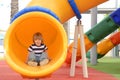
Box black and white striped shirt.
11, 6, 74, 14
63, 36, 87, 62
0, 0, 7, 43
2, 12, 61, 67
28, 44, 48, 55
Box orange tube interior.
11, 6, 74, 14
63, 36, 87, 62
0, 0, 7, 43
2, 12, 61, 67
4, 12, 67, 78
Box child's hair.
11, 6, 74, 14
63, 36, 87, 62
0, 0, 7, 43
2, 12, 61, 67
33, 32, 44, 44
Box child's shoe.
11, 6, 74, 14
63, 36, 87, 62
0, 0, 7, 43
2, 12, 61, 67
40, 59, 49, 66
27, 61, 38, 67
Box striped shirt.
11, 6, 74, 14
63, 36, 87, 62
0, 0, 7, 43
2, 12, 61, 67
28, 44, 48, 55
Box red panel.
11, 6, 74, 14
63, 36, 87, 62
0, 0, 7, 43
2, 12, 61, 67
109, 32, 120, 46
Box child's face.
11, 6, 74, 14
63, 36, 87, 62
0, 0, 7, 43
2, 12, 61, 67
34, 39, 42, 46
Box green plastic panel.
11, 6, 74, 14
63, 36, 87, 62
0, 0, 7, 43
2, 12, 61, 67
85, 16, 119, 43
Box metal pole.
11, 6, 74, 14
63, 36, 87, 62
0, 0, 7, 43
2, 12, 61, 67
115, 0, 118, 8
63, 21, 70, 44
90, 7, 97, 65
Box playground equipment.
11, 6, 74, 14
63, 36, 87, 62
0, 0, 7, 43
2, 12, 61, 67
4, 0, 108, 78
70, 20, 89, 78
86, 31, 120, 59
66, 8, 120, 64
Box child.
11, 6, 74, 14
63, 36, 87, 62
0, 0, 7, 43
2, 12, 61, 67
27, 32, 49, 66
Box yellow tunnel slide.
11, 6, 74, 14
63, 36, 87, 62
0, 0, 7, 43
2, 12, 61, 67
4, 0, 107, 78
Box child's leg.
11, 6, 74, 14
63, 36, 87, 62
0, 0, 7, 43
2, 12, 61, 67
35, 56, 41, 65
39, 52, 49, 66
27, 52, 38, 66
27, 52, 36, 61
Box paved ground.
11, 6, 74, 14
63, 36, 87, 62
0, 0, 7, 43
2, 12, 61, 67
0, 61, 118, 80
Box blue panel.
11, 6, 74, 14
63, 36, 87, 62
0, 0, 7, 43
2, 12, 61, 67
110, 8, 120, 26
68, 0, 81, 19
11, 6, 60, 23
